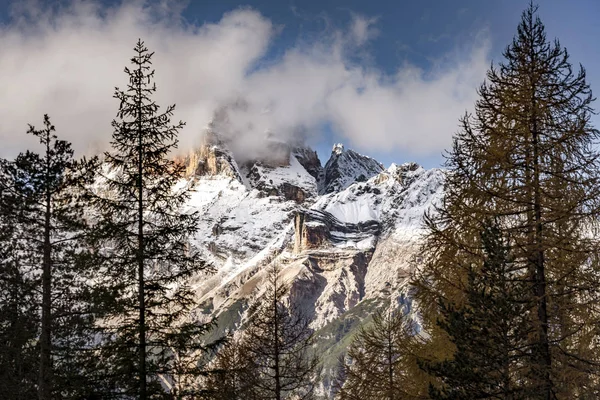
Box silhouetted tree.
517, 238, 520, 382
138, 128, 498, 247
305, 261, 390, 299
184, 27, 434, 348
89, 40, 213, 398
0, 164, 38, 399
202, 336, 260, 400
0, 115, 98, 399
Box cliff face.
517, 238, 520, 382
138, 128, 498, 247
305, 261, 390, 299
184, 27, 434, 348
183, 130, 242, 180
294, 147, 323, 180
180, 138, 445, 397
293, 209, 380, 253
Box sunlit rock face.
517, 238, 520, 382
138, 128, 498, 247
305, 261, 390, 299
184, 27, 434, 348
182, 130, 242, 180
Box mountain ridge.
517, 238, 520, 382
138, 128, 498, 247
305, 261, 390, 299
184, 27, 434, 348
181, 131, 445, 396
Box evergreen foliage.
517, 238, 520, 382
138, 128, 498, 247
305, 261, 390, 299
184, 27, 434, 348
88, 40, 214, 398
0, 164, 38, 399
201, 336, 259, 400
242, 265, 319, 400
335, 308, 426, 400
205, 264, 319, 400
0, 115, 97, 399
421, 222, 531, 399
414, 4, 600, 398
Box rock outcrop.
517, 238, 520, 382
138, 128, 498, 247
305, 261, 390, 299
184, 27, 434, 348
241, 151, 317, 203
184, 130, 242, 180
293, 147, 323, 180
293, 209, 380, 253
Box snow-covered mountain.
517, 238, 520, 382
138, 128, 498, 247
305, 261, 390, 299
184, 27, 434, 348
181, 131, 445, 396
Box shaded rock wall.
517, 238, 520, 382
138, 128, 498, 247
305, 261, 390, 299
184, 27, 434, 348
293, 147, 323, 180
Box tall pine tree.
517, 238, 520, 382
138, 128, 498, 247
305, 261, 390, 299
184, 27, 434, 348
90, 39, 213, 398
414, 4, 600, 398
0, 115, 97, 399
0, 161, 38, 399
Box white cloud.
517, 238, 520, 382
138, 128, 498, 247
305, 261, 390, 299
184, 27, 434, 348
349, 13, 379, 46
0, 0, 490, 160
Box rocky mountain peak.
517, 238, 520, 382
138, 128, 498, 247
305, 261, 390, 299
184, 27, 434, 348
182, 130, 243, 181
332, 143, 345, 155
319, 143, 385, 195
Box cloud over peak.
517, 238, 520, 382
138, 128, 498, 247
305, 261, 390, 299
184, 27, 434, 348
0, 0, 490, 160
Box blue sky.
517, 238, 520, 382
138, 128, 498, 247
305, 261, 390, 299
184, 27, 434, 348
0, 0, 598, 168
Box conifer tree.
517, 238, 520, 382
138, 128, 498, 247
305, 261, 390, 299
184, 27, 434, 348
0, 165, 38, 399
414, 4, 600, 398
202, 336, 259, 400
335, 308, 426, 400
90, 39, 213, 398
421, 222, 530, 399
230, 264, 320, 400
330, 355, 349, 399
0, 115, 97, 399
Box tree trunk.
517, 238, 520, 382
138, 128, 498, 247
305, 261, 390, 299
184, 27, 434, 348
137, 69, 147, 399
527, 22, 553, 394
39, 136, 52, 400
138, 172, 146, 400
388, 328, 394, 400
531, 119, 552, 399
274, 287, 281, 400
